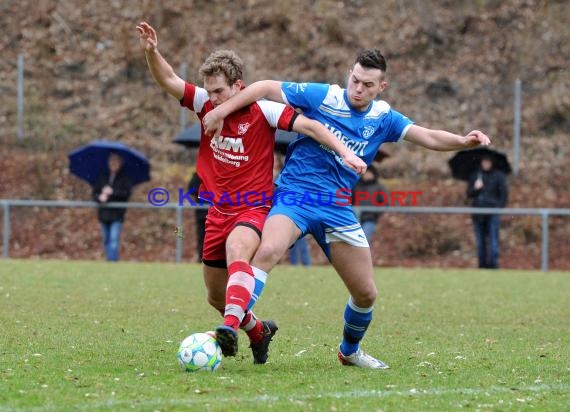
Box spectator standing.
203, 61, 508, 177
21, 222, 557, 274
467, 156, 508, 269
92, 153, 133, 262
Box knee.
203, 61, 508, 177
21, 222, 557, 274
254, 242, 281, 268
353, 287, 377, 308
225, 241, 244, 262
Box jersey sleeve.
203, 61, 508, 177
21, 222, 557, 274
280, 82, 329, 115
257, 100, 298, 131
179, 82, 209, 114
386, 109, 414, 143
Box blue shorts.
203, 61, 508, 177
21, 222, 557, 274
270, 188, 369, 260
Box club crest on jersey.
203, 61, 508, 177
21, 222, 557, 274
237, 122, 250, 135
361, 125, 375, 139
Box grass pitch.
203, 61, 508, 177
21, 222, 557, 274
1, 260, 569, 411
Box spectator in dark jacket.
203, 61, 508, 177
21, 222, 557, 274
467, 156, 508, 269
92, 153, 133, 261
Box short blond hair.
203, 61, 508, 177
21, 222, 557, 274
198, 50, 244, 86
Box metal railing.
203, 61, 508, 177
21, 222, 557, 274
0, 199, 204, 265
1, 199, 569, 271
353, 205, 570, 272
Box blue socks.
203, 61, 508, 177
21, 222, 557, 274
340, 297, 373, 356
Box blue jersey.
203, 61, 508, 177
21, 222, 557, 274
277, 82, 413, 198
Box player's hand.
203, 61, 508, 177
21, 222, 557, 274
342, 152, 367, 176
202, 109, 224, 138
464, 130, 491, 148
136, 21, 158, 52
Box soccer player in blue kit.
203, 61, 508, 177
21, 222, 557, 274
203, 49, 491, 368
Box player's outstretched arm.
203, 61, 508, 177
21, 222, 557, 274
203, 80, 284, 136
136, 21, 185, 100
292, 115, 367, 176
403, 125, 491, 151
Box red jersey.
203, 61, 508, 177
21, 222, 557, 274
181, 82, 297, 213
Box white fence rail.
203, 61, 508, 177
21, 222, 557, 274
2, 199, 569, 271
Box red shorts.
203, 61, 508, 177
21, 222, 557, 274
202, 206, 269, 267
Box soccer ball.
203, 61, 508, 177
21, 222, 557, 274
177, 332, 222, 372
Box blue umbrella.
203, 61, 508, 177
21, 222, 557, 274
68, 140, 150, 186
173, 123, 298, 155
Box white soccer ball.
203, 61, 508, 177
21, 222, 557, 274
177, 332, 222, 372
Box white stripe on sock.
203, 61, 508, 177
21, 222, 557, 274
252, 266, 268, 283
347, 296, 373, 313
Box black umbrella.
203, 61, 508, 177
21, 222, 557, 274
173, 123, 298, 155
448, 147, 512, 181
172, 123, 202, 148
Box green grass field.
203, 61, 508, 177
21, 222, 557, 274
1, 261, 569, 411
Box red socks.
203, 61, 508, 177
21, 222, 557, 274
223, 261, 255, 331
240, 311, 264, 344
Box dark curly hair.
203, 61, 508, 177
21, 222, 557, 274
354, 49, 387, 73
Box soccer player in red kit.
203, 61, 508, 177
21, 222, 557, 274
137, 22, 365, 363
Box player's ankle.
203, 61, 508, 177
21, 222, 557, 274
246, 320, 264, 344
223, 315, 241, 331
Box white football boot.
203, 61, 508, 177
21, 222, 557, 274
338, 346, 390, 369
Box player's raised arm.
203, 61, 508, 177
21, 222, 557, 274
136, 21, 185, 100
203, 80, 283, 136
292, 114, 367, 176
403, 125, 491, 151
